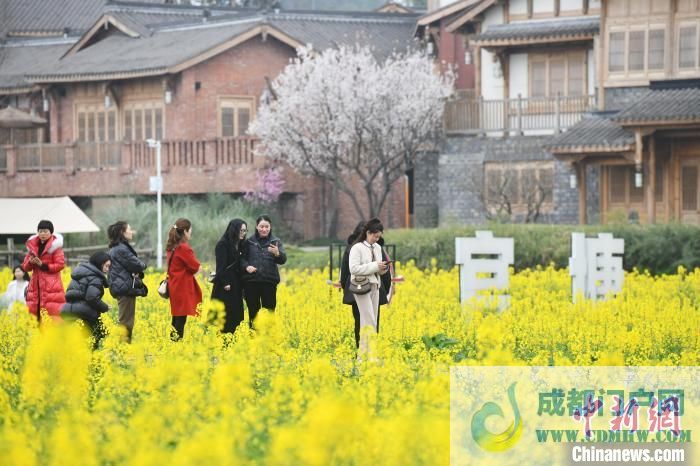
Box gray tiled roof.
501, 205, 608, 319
1, 0, 107, 37
545, 113, 635, 152
280, 0, 389, 11
25, 11, 417, 81
269, 14, 417, 57
473, 16, 599, 43
27, 20, 261, 81
0, 40, 75, 91
612, 88, 700, 123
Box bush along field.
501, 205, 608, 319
0, 263, 698, 465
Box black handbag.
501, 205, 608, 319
112, 254, 148, 297
131, 275, 148, 297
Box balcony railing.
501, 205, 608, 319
444, 93, 597, 136
16, 143, 66, 171
0, 137, 258, 173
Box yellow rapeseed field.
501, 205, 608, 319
0, 263, 698, 465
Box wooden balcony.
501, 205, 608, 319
444, 93, 597, 136
0, 136, 258, 174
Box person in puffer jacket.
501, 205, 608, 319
61, 252, 111, 347
22, 220, 66, 321
240, 214, 286, 326
107, 221, 146, 342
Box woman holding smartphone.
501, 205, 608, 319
240, 215, 286, 326
348, 218, 389, 354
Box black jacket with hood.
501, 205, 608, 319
61, 262, 109, 322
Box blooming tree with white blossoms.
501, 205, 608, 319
250, 44, 454, 235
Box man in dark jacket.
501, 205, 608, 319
61, 252, 112, 347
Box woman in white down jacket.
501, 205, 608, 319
348, 218, 389, 354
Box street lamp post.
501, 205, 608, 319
147, 139, 163, 269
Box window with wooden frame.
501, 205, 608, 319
628, 30, 646, 71
678, 24, 698, 69
608, 165, 665, 205
218, 97, 255, 138
648, 29, 665, 70
75, 103, 117, 142
608, 27, 667, 76
484, 162, 555, 212
608, 31, 626, 72
529, 52, 586, 98
122, 102, 164, 141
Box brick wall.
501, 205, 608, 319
6, 35, 406, 240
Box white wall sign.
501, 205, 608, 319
455, 231, 514, 309
569, 232, 624, 302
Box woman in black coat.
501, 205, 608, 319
61, 252, 112, 347
340, 221, 393, 349
107, 221, 146, 342
240, 215, 287, 326
211, 219, 247, 333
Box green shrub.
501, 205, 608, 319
385, 223, 700, 274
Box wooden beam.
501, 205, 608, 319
474, 44, 481, 98
672, 140, 680, 221
578, 162, 587, 224
634, 130, 643, 169
601, 165, 608, 223
647, 136, 656, 223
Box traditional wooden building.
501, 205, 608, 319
547, 0, 700, 225
0, 0, 418, 239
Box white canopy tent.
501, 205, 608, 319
0, 196, 99, 234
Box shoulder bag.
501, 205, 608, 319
346, 243, 377, 296
158, 247, 176, 299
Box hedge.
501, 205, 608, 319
384, 223, 700, 274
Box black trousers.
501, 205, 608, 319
244, 282, 277, 326
351, 302, 381, 349
171, 316, 187, 341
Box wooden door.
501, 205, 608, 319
681, 158, 700, 224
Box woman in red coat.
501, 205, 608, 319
22, 220, 66, 320
165, 218, 202, 340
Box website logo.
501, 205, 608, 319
471, 381, 523, 452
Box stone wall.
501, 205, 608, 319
414, 134, 599, 226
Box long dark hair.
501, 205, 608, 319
166, 218, 192, 251
352, 218, 384, 246
107, 221, 129, 248
221, 218, 247, 251
348, 220, 365, 244
13, 265, 29, 281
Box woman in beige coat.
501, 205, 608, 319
348, 218, 389, 354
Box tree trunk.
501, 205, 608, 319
325, 182, 339, 239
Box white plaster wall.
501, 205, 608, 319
561, 0, 583, 11
587, 48, 596, 95
534, 0, 555, 14
509, 0, 528, 15
590, 0, 601, 9
509, 53, 528, 98
480, 6, 505, 100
